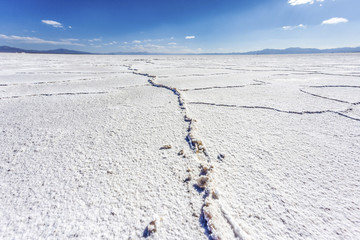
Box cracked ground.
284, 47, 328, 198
1, 53, 360, 239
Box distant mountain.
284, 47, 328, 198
0, 46, 91, 55
0, 46, 31, 53
0, 46, 161, 55
43, 48, 92, 54
1, 45, 360, 55
237, 47, 360, 55
106, 47, 360, 55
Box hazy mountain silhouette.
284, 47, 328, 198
0, 46, 91, 54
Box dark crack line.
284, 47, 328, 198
291, 71, 360, 78
202, 68, 360, 77
0, 91, 109, 100
300, 89, 360, 105
335, 112, 360, 121
309, 85, 360, 89
181, 85, 246, 92
0, 77, 110, 87
252, 79, 268, 84
180, 83, 266, 92
115, 84, 150, 90
128, 70, 186, 109
175, 73, 231, 77
179, 80, 268, 92
233, 68, 360, 77
188, 101, 328, 114
300, 89, 351, 104
188, 101, 360, 122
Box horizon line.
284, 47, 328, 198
1, 45, 360, 55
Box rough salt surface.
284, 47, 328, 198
0, 53, 359, 240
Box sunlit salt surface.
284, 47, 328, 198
1, 53, 359, 239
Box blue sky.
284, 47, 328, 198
0, 0, 359, 53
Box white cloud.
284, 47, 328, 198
168, 42, 177, 45
282, 24, 306, 30
119, 43, 165, 52
116, 42, 202, 54
322, 17, 348, 25
88, 38, 102, 42
41, 20, 63, 28
0, 34, 83, 46
288, 0, 324, 5
143, 38, 170, 43
282, 26, 291, 30
132, 40, 141, 44
288, 0, 313, 5
185, 36, 195, 39
104, 41, 118, 46
90, 43, 102, 48
61, 38, 79, 42
145, 44, 164, 49
68, 26, 72, 29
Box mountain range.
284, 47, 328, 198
235, 47, 360, 55
0, 46, 91, 55
1, 45, 360, 55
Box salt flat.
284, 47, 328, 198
0, 53, 359, 239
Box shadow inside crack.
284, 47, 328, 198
199, 207, 214, 240
193, 184, 205, 194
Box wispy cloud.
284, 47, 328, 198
117, 42, 200, 54
132, 40, 141, 44
89, 43, 102, 48
282, 24, 306, 30
61, 38, 79, 42
138, 37, 175, 43
88, 38, 102, 42
119, 43, 165, 52
41, 20, 63, 28
185, 36, 195, 39
0, 34, 83, 46
288, 0, 324, 6
104, 41, 118, 46
322, 17, 348, 25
